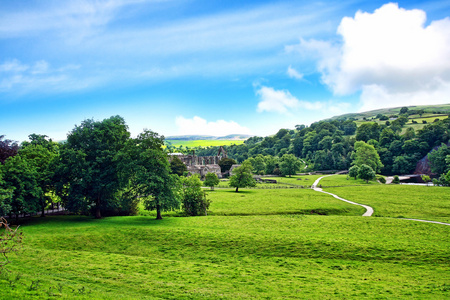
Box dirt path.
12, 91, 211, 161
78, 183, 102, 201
312, 174, 450, 225
312, 175, 373, 216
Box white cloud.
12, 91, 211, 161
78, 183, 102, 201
256, 85, 323, 114
291, 3, 450, 111
287, 65, 304, 80
175, 116, 251, 136
0, 59, 97, 94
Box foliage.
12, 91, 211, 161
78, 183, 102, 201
169, 156, 187, 176
229, 161, 256, 192
181, 175, 210, 216
421, 175, 431, 184
119, 129, 180, 220
54, 116, 130, 218
204, 173, 219, 190
0, 155, 41, 220
218, 158, 236, 174
19, 138, 59, 217
427, 143, 450, 175
351, 141, 383, 173
357, 164, 376, 183
348, 165, 359, 179
279, 154, 301, 177
0, 217, 23, 273
0, 136, 19, 164
392, 175, 400, 184
433, 170, 450, 187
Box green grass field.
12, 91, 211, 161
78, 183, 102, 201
165, 139, 244, 148
1, 182, 449, 299
324, 184, 450, 223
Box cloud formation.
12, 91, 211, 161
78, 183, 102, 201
287, 66, 304, 80
175, 116, 251, 136
291, 3, 450, 111
256, 86, 323, 114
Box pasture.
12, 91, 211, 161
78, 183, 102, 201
1, 183, 449, 299
165, 139, 245, 148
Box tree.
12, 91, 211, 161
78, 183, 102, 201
1, 155, 41, 221
170, 156, 187, 176
19, 142, 58, 217
0, 172, 13, 216
400, 107, 409, 115
280, 154, 302, 177
182, 175, 210, 216
252, 154, 266, 174
428, 144, 450, 175
349, 165, 359, 179
204, 172, 219, 190
0, 136, 19, 164
118, 129, 180, 220
229, 161, 256, 192
351, 141, 383, 173
54, 116, 130, 219
264, 155, 277, 174
218, 158, 236, 174
358, 164, 376, 183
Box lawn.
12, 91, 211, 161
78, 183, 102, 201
1, 215, 449, 299
324, 184, 450, 223
206, 188, 365, 216
319, 174, 380, 187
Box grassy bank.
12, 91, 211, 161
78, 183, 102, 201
1, 215, 449, 299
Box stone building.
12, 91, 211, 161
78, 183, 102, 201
168, 146, 227, 179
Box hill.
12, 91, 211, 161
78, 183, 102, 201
327, 103, 450, 121
166, 134, 251, 141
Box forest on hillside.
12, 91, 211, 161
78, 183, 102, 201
186, 107, 450, 177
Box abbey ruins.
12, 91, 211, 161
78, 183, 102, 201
168, 146, 227, 178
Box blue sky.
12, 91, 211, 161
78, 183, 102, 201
1, 0, 450, 141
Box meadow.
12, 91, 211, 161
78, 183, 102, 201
1, 182, 449, 299
165, 139, 245, 148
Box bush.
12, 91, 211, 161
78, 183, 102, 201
392, 175, 400, 184
377, 175, 386, 184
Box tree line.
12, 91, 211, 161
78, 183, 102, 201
194, 109, 450, 181
0, 116, 210, 220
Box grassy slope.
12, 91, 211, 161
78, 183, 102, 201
325, 184, 450, 223
2, 215, 449, 299
1, 182, 449, 299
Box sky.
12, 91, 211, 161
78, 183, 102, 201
1, 0, 450, 142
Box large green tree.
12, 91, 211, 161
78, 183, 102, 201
118, 129, 180, 220
20, 135, 59, 217
280, 154, 302, 177
170, 156, 187, 176
229, 161, 256, 192
351, 141, 383, 173
0, 155, 41, 220
358, 164, 376, 183
54, 116, 130, 219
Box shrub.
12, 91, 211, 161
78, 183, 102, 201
392, 175, 400, 184
377, 175, 386, 184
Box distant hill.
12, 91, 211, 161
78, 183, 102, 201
166, 134, 251, 141
327, 103, 450, 121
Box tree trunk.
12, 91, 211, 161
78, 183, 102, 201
156, 203, 162, 220
235, 187, 239, 192
95, 197, 102, 219
41, 205, 45, 217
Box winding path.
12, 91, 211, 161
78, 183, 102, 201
311, 174, 450, 226
312, 175, 373, 217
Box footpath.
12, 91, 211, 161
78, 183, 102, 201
312, 174, 450, 226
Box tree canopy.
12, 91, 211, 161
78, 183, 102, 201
229, 161, 256, 192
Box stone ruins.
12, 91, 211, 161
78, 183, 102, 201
168, 146, 227, 178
